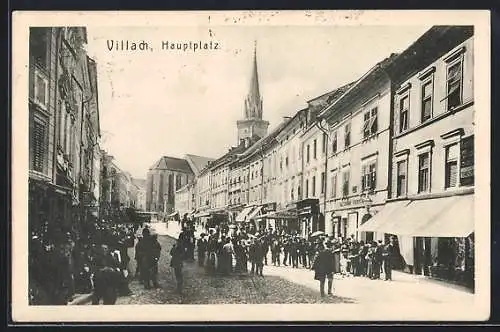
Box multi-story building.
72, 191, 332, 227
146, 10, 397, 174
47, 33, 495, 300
172, 154, 213, 219
233, 119, 288, 230
146, 156, 194, 214
29, 26, 101, 240
301, 84, 354, 237
28, 27, 102, 304
318, 55, 397, 242
359, 26, 475, 287
196, 166, 212, 215
175, 182, 195, 219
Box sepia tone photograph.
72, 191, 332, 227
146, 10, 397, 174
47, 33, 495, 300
12, 10, 490, 322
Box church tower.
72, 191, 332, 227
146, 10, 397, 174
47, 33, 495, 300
237, 42, 269, 146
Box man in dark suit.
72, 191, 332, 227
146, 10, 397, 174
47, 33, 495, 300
91, 244, 121, 305
383, 237, 397, 281
312, 240, 335, 297
197, 235, 207, 267
170, 239, 184, 294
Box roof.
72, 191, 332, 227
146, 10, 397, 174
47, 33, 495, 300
239, 118, 292, 162
384, 26, 474, 82
306, 81, 356, 104
208, 144, 249, 170
131, 178, 146, 189
185, 154, 214, 176
148, 156, 193, 174
318, 53, 399, 119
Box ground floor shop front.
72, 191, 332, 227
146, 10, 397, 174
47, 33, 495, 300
357, 191, 475, 290
325, 192, 387, 243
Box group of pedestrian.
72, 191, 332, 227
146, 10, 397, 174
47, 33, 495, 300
336, 235, 398, 281
29, 219, 136, 305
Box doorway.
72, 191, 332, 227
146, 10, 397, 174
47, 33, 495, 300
414, 237, 432, 276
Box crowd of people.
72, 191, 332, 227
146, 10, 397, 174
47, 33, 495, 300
29, 219, 137, 305
29, 210, 403, 304
182, 222, 401, 297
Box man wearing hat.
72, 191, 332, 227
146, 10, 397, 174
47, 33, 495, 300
312, 239, 335, 297
197, 234, 207, 267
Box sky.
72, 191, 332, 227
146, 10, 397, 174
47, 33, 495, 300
85, 25, 431, 179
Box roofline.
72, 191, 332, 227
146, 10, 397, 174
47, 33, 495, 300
305, 82, 355, 104
317, 61, 388, 119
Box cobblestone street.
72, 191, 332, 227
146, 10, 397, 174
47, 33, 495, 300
115, 235, 355, 305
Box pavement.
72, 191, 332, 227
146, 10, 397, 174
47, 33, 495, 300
71, 224, 474, 307
148, 222, 474, 305
115, 234, 349, 305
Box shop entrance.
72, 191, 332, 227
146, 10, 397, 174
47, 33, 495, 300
360, 213, 373, 243
414, 237, 432, 276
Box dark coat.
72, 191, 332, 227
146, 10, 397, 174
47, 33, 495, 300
313, 248, 335, 278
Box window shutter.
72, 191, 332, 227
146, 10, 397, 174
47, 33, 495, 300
449, 162, 458, 187
32, 119, 47, 173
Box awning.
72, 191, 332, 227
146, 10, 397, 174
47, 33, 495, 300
246, 206, 263, 221
379, 196, 459, 236
403, 194, 474, 237
236, 206, 255, 222
260, 209, 298, 220
363, 194, 474, 238
193, 211, 210, 218
358, 200, 411, 233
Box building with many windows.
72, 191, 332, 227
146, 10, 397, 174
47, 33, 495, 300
28, 27, 104, 304
319, 55, 397, 243
358, 26, 475, 287
29, 26, 102, 244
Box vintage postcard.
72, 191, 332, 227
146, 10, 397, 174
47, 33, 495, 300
11, 10, 490, 322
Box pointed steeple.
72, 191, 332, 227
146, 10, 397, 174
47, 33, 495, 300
244, 41, 263, 119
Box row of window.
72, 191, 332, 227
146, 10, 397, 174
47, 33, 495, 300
212, 138, 474, 206
395, 136, 474, 197
398, 57, 464, 134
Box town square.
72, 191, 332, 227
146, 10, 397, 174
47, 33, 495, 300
23, 18, 479, 315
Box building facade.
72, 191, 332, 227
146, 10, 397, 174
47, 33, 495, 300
388, 26, 474, 284
146, 156, 194, 214
175, 182, 195, 219
28, 27, 102, 304
29, 26, 101, 244
319, 57, 396, 243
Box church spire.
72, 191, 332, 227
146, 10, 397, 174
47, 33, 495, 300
244, 40, 263, 119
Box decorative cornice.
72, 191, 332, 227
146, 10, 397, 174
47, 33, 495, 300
394, 149, 410, 158
415, 139, 434, 150
417, 66, 436, 80
396, 82, 412, 95
361, 151, 379, 161
444, 46, 466, 63
440, 128, 464, 140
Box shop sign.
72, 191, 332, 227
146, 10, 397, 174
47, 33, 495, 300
298, 206, 312, 216
262, 202, 276, 214
338, 196, 372, 207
